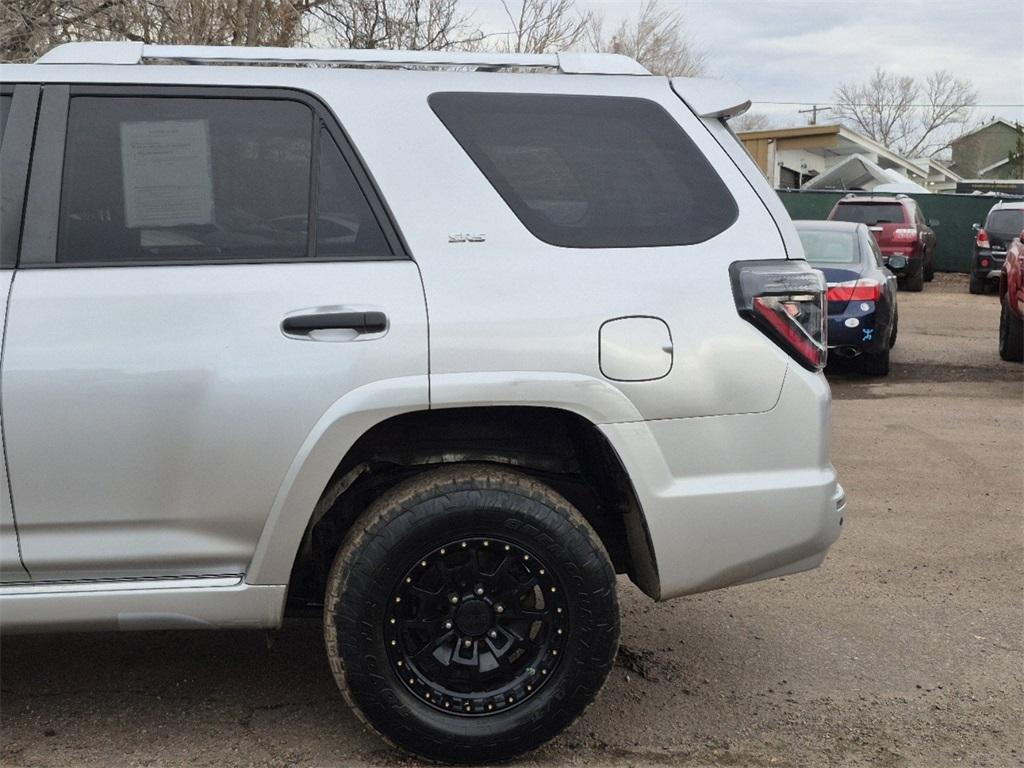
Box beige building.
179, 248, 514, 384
738, 124, 961, 192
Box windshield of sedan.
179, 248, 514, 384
797, 229, 860, 265
832, 202, 906, 225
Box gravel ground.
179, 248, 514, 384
1, 273, 1021, 768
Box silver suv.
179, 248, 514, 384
0, 42, 844, 763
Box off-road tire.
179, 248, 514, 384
323, 463, 620, 764
998, 295, 1024, 362
860, 345, 891, 376
969, 273, 987, 295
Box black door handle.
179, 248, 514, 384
282, 311, 387, 335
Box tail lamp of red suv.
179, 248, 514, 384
731, 261, 828, 371
891, 228, 919, 244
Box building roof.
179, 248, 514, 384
927, 158, 963, 181
978, 156, 1011, 175
950, 118, 1020, 146
736, 123, 930, 181
802, 153, 929, 193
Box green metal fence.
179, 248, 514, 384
776, 190, 1018, 272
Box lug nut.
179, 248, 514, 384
449, 594, 459, 604
444, 620, 453, 630
488, 630, 498, 639
474, 585, 485, 596
495, 604, 504, 614
463, 639, 473, 648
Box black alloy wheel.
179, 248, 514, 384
385, 536, 566, 716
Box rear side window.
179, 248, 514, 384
57, 96, 390, 264
987, 209, 1024, 236
430, 93, 737, 249
866, 232, 885, 267
832, 202, 907, 226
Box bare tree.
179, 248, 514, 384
1, 0, 483, 62
496, 0, 588, 54
2, 0, 327, 61
731, 112, 775, 133
587, 0, 705, 76
832, 67, 977, 158
312, 0, 482, 50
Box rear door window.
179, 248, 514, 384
430, 93, 737, 249
832, 203, 907, 226
57, 95, 391, 265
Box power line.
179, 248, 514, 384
797, 104, 831, 124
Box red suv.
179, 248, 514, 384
827, 194, 936, 292
998, 226, 1024, 362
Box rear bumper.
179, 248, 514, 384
972, 249, 1006, 280
881, 250, 922, 277
602, 364, 842, 600
827, 303, 889, 354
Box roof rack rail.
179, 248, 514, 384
34, 42, 651, 76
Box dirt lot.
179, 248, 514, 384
1, 274, 1021, 768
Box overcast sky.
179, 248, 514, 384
466, 0, 1024, 127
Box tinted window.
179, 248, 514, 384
832, 203, 907, 226
987, 209, 1024, 236
797, 228, 860, 265
0, 95, 11, 147
58, 96, 390, 264
430, 93, 737, 248
316, 127, 390, 258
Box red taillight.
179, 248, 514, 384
976, 228, 990, 247
892, 228, 918, 243
731, 261, 827, 371
826, 279, 882, 303
980, 258, 990, 268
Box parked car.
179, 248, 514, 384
998, 227, 1024, 362
971, 201, 1024, 295
795, 220, 899, 375
0, 43, 845, 764
827, 194, 936, 292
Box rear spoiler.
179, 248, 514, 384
670, 77, 751, 120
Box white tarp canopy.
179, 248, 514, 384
803, 153, 930, 193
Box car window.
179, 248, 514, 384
832, 203, 906, 226
316, 126, 391, 259
866, 231, 885, 267
986, 209, 1024, 236
430, 92, 738, 249
796, 229, 860, 265
0, 94, 12, 147
57, 96, 389, 265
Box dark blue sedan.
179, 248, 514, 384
795, 220, 899, 376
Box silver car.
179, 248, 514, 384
0, 42, 844, 763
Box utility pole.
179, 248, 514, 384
798, 105, 832, 125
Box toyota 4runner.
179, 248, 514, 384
0, 42, 844, 763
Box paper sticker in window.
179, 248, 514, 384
120, 119, 214, 228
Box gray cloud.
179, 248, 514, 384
468, 0, 1024, 125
